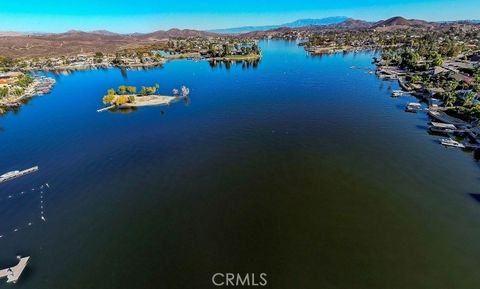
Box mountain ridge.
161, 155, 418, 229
210, 16, 349, 33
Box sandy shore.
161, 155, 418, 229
120, 95, 177, 108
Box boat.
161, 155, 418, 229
429, 122, 459, 134
0, 166, 39, 183
392, 90, 407, 97
405, 102, 422, 113
439, 138, 465, 148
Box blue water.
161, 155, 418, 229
1, 40, 480, 288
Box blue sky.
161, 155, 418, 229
0, 0, 478, 33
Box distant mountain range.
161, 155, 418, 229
1, 16, 478, 38
1, 16, 479, 58
209, 16, 349, 33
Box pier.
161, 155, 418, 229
0, 166, 39, 184
97, 105, 115, 112
0, 257, 30, 283
427, 110, 469, 127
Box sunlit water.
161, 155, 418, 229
1, 40, 480, 289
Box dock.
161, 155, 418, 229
0, 166, 39, 184
0, 257, 30, 283
97, 105, 115, 112
427, 110, 469, 127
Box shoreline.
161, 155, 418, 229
0, 75, 55, 115
303, 44, 480, 154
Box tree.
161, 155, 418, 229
222, 44, 231, 56
128, 95, 136, 103
114, 95, 129, 105
463, 91, 477, 108
107, 88, 116, 96
117, 85, 127, 95
429, 51, 444, 66
103, 94, 115, 105
126, 86, 137, 94
251, 43, 260, 54
410, 74, 422, 84
11, 88, 24, 96
94, 52, 104, 64
139, 84, 159, 96
475, 72, 480, 84
0, 87, 8, 98
401, 49, 420, 69
16, 74, 34, 88
443, 91, 457, 107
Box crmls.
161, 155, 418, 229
212, 273, 268, 286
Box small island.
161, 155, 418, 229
98, 84, 190, 112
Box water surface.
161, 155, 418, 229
1, 40, 480, 289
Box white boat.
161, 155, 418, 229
405, 102, 422, 112
392, 90, 406, 97
440, 138, 465, 148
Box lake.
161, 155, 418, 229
1, 40, 480, 289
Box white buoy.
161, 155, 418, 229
41, 216, 46, 222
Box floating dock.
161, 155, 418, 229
0, 257, 30, 283
0, 166, 39, 184
97, 105, 115, 112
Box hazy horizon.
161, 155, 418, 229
0, 0, 479, 33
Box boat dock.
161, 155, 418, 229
0, 166, 39, 184
97, 105, 115, 112
428, 110, 469, 127
0, 257, 30, 283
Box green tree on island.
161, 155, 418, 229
140, 83, 159, 96
126, 86, 137, 94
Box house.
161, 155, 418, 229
0, 72, 23, 87
432, 66, 448, 75
450, 72, 473, 84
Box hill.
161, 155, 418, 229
140, 28, 218, 39
210, 16, 348, 33
372, 16, 436, 29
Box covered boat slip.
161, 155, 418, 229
0, 257, 30, 283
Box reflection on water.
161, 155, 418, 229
208, 59, 261, 70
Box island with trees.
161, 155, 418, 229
99, 84, 190, 112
